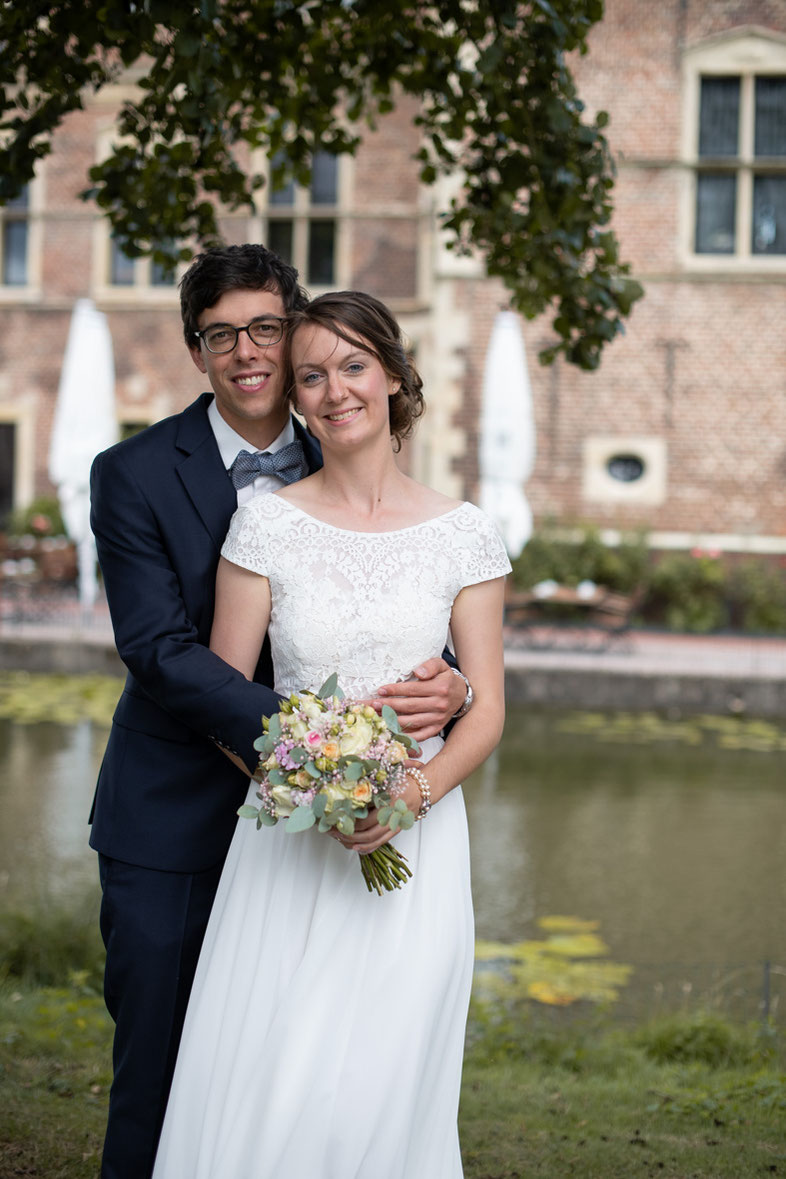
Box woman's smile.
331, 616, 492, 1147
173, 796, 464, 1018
291, 324, 395, 447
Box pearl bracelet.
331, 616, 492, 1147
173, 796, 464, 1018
408, 767, 432, 821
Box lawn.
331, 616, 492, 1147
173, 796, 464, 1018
1, 980, 783, 1179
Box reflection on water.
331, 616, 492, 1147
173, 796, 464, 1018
464, 711, 786, 1008
0, 719, 106, 902
2, 709, 785, 1008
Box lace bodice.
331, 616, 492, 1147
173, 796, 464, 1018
220, 496, 511, 699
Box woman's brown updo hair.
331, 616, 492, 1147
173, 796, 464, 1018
285, 291, 425, 450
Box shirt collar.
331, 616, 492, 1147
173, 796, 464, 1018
207, 397, 296, 469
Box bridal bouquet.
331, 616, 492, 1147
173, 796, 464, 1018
238, 674, 421, 894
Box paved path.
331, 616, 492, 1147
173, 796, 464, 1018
504, 626, 786, 680
1, 604, 785, 713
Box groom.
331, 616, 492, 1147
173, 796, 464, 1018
89, 243, 469, 1179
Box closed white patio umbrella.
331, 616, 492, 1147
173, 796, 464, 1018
478, 309, 535, 558
49, 298, 118, 608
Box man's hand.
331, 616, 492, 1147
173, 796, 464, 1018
367, 657, 467, 742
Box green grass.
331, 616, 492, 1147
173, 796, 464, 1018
1, 979, 784, 1179
0, 983, 111, 1178
460, 1008, 786, 1177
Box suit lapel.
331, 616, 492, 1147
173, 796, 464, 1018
175, 395, 237, 549
293, 416, 323, 474
174, 398, 323, 549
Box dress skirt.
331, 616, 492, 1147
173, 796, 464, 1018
152, 736, 474, 1179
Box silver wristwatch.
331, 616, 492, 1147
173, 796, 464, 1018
450, 668, 474, 719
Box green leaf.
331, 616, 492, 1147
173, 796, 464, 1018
318, 672, 339, 699
285, 806, 316, 833
381, 704, 401, 733
305, 760, 321, 779
267, 769, 287, 786
343, 761, 364, 780
0, 0, 638, 368
312, 793, 327, 819
237, 804, 260, 819
289, 746, 307, 765
267, 712, 281, 739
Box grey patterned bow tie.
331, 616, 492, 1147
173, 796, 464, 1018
229, 440, 308, 490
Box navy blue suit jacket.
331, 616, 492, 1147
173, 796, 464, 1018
89, 393, 322, 874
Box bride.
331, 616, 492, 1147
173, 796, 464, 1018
152, 291, 511, 1178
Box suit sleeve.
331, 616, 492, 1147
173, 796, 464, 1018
90, 447, 279, 771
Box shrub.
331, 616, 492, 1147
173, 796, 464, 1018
643, 552, 728, 633
727, 560, 786, 633
508, 526, 786, 634
0, 899, 104, 990
6, 495, 67, 538
510, 525, 648, 594
635, 1013, 756, 1068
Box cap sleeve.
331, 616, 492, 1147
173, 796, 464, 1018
220, 498, 275, 577
454, 504, 512, 589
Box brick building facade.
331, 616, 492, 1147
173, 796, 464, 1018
1, 0, 785, 555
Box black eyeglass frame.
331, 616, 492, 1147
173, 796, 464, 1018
193, 315, 286, 354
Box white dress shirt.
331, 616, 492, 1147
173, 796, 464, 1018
207, 398, 297, 506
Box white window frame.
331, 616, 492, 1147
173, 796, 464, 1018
250, 150, 352, 291
0, 175, 43, 303
680, 27, 786, 272
0, 400, 35, 513
91, 114, 185, 304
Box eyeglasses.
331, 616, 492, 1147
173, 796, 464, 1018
194, 315, 286, 354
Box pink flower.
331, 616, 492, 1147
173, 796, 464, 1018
306, 730, 323, 748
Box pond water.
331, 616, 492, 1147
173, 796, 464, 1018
1, 705, 784, 1015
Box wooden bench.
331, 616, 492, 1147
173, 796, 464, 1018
504, 580, 639, 649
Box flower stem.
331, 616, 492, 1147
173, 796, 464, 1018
359, 846, 412, 894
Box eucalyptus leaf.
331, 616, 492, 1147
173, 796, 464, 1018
289, 746, 307, 765
267, 769, 287, 786
336, 814, 353, 836
381, 704, 401, 733
343, 762, 364, 781
305, 760, 321, 779
267, 713, 281, 739
237, 804, 260, 819
318, 672, 339, 699
312, 793, 327, 819
285, 806, 316, 833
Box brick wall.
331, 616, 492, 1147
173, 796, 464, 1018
445, 0, 786, 546
2, 3, 786, 549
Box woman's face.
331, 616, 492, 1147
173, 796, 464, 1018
289, 323, 398, 451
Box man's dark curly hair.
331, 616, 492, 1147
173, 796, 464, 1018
179, 243, 309, 346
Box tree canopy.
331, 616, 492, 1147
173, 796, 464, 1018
0, 0, 643, 368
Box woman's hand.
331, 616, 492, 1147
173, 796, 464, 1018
329, 762, 426, 854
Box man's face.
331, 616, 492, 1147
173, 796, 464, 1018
189, 287, 289, 446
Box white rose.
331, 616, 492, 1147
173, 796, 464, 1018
388, 741, 408, 764
302, 697, 325, 722
269, 785, 296, 817
321, 783, 347, 814
339, 716, 374, 757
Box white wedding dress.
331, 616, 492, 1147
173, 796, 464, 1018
152, 497, 510, 1179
